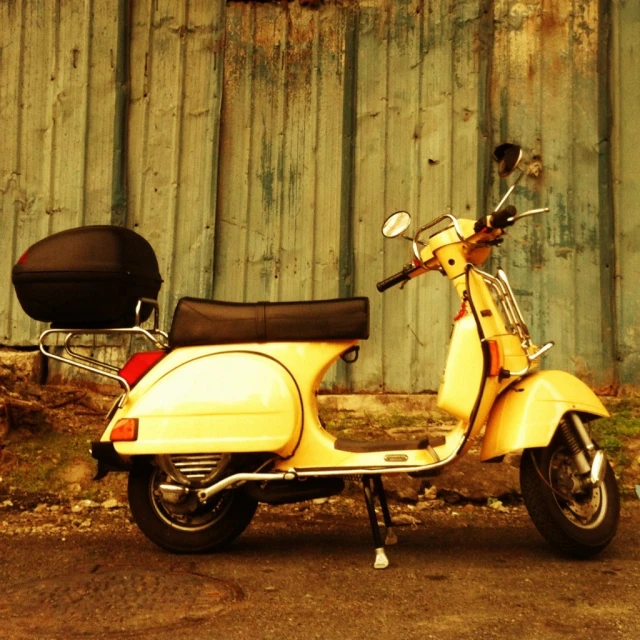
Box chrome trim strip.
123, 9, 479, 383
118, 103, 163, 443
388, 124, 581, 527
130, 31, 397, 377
527, 341, 554, 362
196, 433, 465, 502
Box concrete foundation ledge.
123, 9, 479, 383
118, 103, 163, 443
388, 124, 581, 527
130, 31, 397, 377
318, 393, 441, 416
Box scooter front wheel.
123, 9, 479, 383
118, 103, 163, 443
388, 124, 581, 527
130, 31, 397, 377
520, 429, 620, 558
127, 459, 258, 553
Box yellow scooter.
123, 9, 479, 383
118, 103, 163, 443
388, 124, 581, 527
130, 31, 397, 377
21, 144, 620, 568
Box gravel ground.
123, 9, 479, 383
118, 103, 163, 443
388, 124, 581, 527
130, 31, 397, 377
0, 498, 639, 640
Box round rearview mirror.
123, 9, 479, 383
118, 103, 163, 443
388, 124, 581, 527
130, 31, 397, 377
382, 211, 412, 238
493, 143, 523, 178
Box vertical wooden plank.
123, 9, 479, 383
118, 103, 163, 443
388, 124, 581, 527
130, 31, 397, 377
0, 0, 25, 342
350, 0, 390, 391
611, 0, 640, 389
216, 2, 348, 388
412, 0, 458, 391
277, 3, 317, 302
450, 0, 484, 219
214, 2, 293, 304
126, 0, 151, 239
170, 0, 224, 302
537, 0, 605, 383
214, 2, 253, 302
570, 0, 614, 387
219, 3, 346, 303
488, 0, 612, 387
380, 0, 423, 391
84, 0, 120, 226
244, 4, 287, 302
127, 0, 183, 325
2, 0, 122, 346
49, 0, 92, 234
489, 0, 568, 372
312, 5, 348, 302
491, 0, 551, 351
541, 0, 582, 378
314, 5, 351, 389
128, 0, 224, 324
7, 0, 58, 344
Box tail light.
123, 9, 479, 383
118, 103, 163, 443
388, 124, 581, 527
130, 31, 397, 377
487, 340, 501, 377
110, 418, 138, 442
118, 350, 166, 388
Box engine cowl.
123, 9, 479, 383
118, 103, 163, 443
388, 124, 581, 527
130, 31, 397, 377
156, 453, 231, 488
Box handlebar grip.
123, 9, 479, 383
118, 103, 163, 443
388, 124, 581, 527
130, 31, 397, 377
491, 205, 517, 229
474, 205, 517, 232
377, 268, 411, 292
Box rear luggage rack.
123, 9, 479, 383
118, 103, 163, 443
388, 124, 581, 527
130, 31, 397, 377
39, 298, 168, 395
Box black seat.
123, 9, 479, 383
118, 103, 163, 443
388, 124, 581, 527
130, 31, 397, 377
169, 297, 369, 347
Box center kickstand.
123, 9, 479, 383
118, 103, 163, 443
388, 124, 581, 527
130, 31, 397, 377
362, 475, 396, 569
373, 475, 398, 545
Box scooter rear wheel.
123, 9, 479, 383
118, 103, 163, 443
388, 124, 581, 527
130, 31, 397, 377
128, 459, 257, 553
520, 429, 620, 558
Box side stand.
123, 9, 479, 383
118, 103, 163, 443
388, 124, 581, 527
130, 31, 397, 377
362, 475, 397, 569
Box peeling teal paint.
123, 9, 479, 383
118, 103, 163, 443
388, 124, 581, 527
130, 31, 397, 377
259, 138, 275, 212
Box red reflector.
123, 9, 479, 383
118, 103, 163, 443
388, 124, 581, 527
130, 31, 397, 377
118, 350, 166, 388
17, 250, 29, 264
110, 418, 138, 442
454, 301, 468, 322
487, 340, 501, 377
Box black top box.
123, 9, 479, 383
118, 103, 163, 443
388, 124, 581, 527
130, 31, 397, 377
12, 225, 162, 329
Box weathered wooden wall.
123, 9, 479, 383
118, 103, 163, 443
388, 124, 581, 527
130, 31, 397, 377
1, 0, 638, 392
126, 0, 225, 317
216, 0, 492, 390
487, 0, 616, 391
611, 0, 640, 393
1, 0, 125, 344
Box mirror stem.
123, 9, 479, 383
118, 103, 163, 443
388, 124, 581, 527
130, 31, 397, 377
402, 233, 425, 246
494, 168, 525, 212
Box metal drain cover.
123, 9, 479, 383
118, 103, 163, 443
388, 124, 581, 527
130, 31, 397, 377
0, 564, 242, 637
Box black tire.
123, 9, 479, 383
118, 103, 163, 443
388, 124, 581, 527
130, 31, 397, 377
520, 429, 620, 558
127, 460, 258, 554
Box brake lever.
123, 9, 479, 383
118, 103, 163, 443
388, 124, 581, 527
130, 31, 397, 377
508, 207, 550, 223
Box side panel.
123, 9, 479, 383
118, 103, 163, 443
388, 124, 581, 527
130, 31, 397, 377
481, 370, 608, 461
437, 312, 483, 421
109, 351, 302, 456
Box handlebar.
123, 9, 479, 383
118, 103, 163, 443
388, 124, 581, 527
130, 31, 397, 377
376, 264, 417, 292
378, 206, 550, 293
474, 205, 550, 233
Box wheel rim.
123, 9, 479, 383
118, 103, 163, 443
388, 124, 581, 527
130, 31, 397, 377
548, 445, 608, 530
148, 466, 233, 532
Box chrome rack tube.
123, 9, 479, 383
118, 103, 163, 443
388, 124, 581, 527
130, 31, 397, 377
496, 268, 530, 343
472, 266, 530, 345
480, 273, 519, 334
63, 332, 120, 373
135, 298, 168, 339
39, 329, 131, 393
40, 326, 169, 393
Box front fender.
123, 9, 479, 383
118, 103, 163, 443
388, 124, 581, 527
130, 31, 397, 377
481, 370, 608, 461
